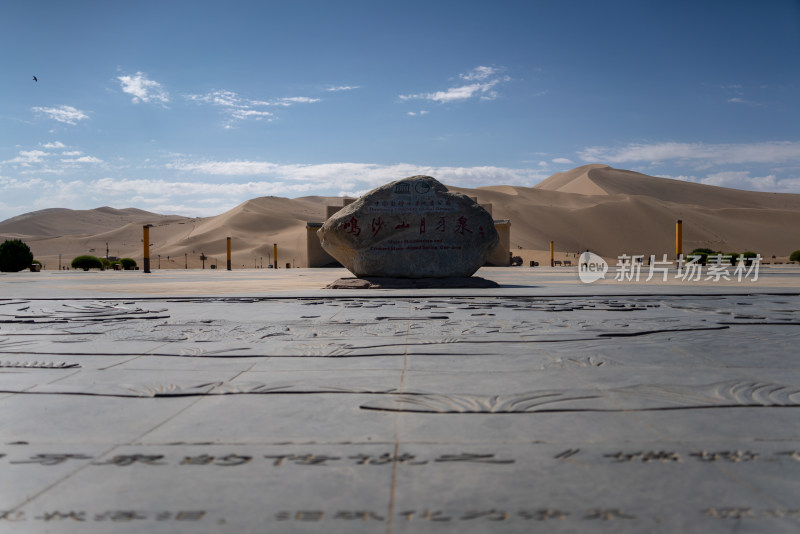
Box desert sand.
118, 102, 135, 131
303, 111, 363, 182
2, 165, 799, 270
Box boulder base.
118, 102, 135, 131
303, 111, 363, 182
318, 176, 499, 278
325, 276, 500, 289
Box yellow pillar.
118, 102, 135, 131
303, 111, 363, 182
143, 225, 151, 273
550, 241, 554, 267
226, 237, 232, 271
676, 219, 683, 258
273, 243, 278, 269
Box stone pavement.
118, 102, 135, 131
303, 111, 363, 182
0, 267, 799, 533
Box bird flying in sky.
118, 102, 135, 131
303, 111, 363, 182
32, 75, 37, 82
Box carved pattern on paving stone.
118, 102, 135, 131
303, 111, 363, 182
0, 296, 797, 360
0, 381, 397, 397
545, 355, 623, 368
0, 301, 168, 324
4, 379, 799, 408
360, 380, 800, 413
0, 360, 79, 369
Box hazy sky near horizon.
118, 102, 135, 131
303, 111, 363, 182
2, 0, 799, 219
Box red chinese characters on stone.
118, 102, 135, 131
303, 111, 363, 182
371, 217, 385, 237
455, 216, 472, 235
344, 217, 361, 237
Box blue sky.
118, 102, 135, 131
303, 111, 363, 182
1, 0, 799, 219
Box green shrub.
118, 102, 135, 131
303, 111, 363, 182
790, 250, 800, 263
71, 255, 104, 271
120, 258, 137, 270
0, 239, 34, 272
727, 252, 740, 265
100, 257, 113, 270
691, 248, 716, 256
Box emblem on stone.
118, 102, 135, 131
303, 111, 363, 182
318, 176, 499, 278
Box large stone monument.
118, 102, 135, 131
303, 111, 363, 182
318, 176, 499, 278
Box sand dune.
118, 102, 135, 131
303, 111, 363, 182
2, 166, 799, 270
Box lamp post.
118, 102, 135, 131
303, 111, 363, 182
143, 225, 153, 273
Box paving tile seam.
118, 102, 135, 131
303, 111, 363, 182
389, 311, 412, 534
127, 395, 209, 445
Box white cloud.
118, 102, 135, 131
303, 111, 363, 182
277, 96, 321, 105
187, 90, 240, 107
579, 141, 800, 165
2, 150, 49, 166
117, 72, 169, 105
0, 177, 46, 190
326, 85, 360, 92
42, 141, 65, 149
60, 156, 103, 164
728, 97, 763, 107
185, 90, 318, 126
167, 159, 280, 175
231, 109, 274, 120
399, 66, 509, 104
31, 106, 89, 125
401, 80, 500, 103
166, 158, 548, 191
460, 66, 499, 81
552, 158, 574, 165
656, 171, 800, 194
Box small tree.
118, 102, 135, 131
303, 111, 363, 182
71, 255, 104, 271
789, 250, 800, 263
120, 258, 137, 270
0, 239, 34, 272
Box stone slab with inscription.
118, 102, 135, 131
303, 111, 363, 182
318, 176, 499, 278
1, 268, 800, 533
